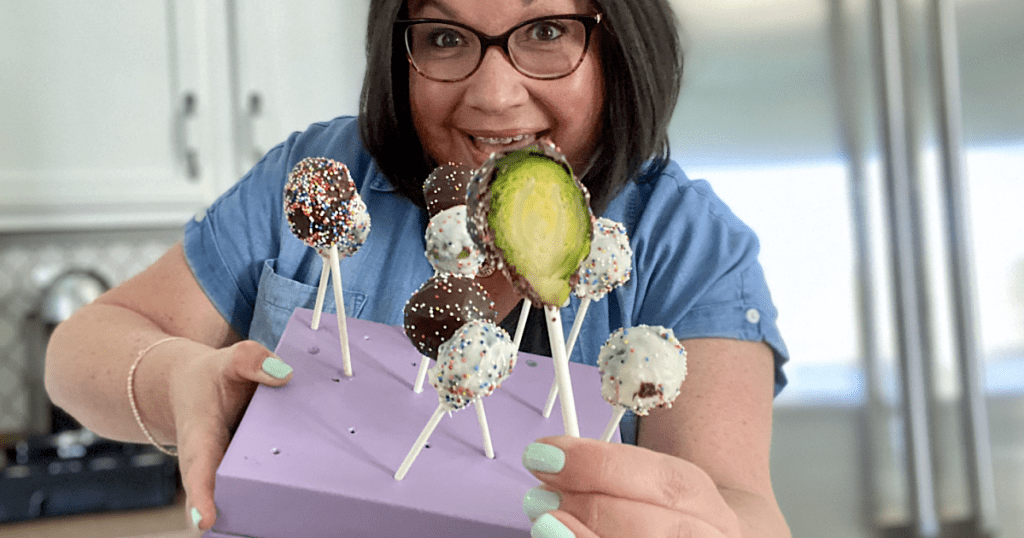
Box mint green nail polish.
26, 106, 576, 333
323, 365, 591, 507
522, 443, 565, 474
531, 513, 575, 538
262, 356, 293, 379
191, 507, 202, 529
523, 487, 561, 521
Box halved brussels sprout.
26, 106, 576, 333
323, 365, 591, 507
468, 142, 594, 306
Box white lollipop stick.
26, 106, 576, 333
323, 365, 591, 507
565, 297, 591, 358
544, 305, 579, 437
328, 245, 353, 377
475, 399, 495, 459
600, 407, 627, 443
310, 258, 331, 330
541, 379, 559, 419
413, 356, 430, 393
395, 404, 447, 481
542, 297, 591, 417
512, 298, 532, 349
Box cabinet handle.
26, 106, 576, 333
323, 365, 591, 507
245, 91, 265, 167
176, 92, 200, 181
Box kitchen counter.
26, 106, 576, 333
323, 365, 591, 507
0, 491, 197, 538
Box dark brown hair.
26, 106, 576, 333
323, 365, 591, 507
359, 0, 683, 215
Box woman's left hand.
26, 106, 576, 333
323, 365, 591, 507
521, 436, 742, 538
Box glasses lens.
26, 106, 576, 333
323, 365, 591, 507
510, 18, 588, 78
404, 18, 591, 81
406, 23, 480, 81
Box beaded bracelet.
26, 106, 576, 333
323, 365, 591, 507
127, 336, 186, 457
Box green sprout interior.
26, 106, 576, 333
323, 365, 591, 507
488, 153, 590, 305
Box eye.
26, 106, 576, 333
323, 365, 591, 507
526, 20, 567, 41
428, 27, 468, 48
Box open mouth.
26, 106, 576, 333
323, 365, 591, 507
473, 133, 530, 145
467, 132, 547, 155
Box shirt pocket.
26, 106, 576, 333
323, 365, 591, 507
249, 258, 367, 350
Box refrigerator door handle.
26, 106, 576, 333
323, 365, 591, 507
872, 0, 941, 535
928, 0, 999, 535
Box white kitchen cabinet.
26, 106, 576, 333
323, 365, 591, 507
0, 0, 235, 231
228, 0, 368, 176
0, 0, 367, 232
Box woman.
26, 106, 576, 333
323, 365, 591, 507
45, 0, 791, 536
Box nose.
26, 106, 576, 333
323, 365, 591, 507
462, 46, 529, 114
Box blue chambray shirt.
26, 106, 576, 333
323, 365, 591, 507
183, 116, 789, 445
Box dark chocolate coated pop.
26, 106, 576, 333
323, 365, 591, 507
403, 274, 498, 360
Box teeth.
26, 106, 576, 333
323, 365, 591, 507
475, 134, 528, 145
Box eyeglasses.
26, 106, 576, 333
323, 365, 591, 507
395, 14, 602, 82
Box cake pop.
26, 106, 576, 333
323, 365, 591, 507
424, 162, 496, 278
424, 162, 475, 217
284, 157, 370, 377
285, 157, 370, 256
403, 274, 498, 361
543, 217, 633, 417
395, 320, 516, 480
574, 217, 633, 301
597, 326, 688, 442
431, 320, 516, 409
424, 205, 484, 277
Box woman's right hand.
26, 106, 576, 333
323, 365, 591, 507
167, 339, 294, 531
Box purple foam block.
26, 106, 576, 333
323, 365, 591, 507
204, 308, 617, 538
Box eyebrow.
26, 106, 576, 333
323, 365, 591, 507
413, 0, 456, 18
413, 0, 538, 19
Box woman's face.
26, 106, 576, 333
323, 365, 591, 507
406, 0, 605, 173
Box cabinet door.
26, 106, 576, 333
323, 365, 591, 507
0, 0, 220, 231
230, 0, 369, 175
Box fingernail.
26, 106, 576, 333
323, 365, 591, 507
523, 487, 561, 521
531, 513, 575, 538
190, 507, 202, 529
522, 443, 565, 474
262, 356, 293, 379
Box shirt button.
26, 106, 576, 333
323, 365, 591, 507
746, 308, 761, 324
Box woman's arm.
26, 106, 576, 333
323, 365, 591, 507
637, 337, 789, 537
44, 241, 290, 531
522, 337, 789, 538
44, 241, 237, 444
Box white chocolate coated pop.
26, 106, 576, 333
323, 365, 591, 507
598, 326, 687, 415
575, 217, 632, 300
429, 320, 515, 411
425, 205, 484, 276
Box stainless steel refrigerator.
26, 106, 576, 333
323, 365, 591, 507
667, 0, 1024, 536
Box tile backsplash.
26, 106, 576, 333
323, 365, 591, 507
0, 228, 181, 434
